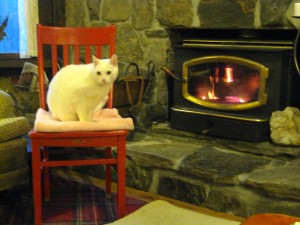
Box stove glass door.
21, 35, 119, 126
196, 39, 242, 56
183, 56, 269, 111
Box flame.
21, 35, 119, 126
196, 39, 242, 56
194, 65, 259, 104
225, 67, 234, 82
207, 92, 217, 99
225, 96, 246, 103
214, 67, 219, 82
208, 76, 217, 99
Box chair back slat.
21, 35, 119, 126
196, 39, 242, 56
51, 45, 58, 75
62, 45, 69, 67
96, 46, 102, 59
85, 46, 91, 63
36, 24, 116, 111
74, 45, 80, 64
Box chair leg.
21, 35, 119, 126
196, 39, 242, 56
117, 140, 126, 218
106, 147, 112, 196
42, 149, 50, 201
43, 167, 50, 201
32, 141, 42, 225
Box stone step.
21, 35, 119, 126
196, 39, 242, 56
125, 122, 300, 218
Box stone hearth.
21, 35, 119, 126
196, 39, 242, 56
124, 123, 300, 218
54, 120, 300, 218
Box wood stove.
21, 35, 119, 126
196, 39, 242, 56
166, 29, 300, 142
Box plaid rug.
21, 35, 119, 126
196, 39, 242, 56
0, 176, 146, 225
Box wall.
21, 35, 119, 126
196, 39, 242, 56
65, 0, 298, 68
64, 0, 298, 130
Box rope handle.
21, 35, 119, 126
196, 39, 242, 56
123, 63, 144, 106
124, 62, 140, 77
125, 76, 145, 106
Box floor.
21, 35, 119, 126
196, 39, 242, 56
53, 168, 245, 223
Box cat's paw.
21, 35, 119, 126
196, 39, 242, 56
94, 95, 109, 111
103, 95, 109, 102
92, 108, 121, 120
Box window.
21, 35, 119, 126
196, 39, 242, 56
0, 0, 19, 53
0, 0, 38, 58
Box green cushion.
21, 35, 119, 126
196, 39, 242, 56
0, 138, 28, 173
0, 90, 15, 118
0, 117, 30, 143
0, 167, 29, 191
0, 78, 25, 115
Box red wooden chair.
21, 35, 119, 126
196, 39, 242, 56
241, 213, 300, 225
29, 24, 129, 225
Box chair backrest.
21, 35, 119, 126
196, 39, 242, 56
36, 24, 116, 110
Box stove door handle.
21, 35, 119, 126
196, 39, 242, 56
161, 67, 186, 82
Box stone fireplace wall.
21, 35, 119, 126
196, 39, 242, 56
64, 0, 298, 130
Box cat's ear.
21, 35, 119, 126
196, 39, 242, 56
92, 55, 99, 66
110, 54, 118, 66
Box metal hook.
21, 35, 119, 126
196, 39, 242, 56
147, 61, 155, 77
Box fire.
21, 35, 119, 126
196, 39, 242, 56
214, 67, 219, 82
203, 66, 235, 100
208, 91, 218, 99
191, 63, 260, 105
225, 66, 233, 83
225, 96, 245, 103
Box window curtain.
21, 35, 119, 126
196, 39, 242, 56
18, 0, 39, 58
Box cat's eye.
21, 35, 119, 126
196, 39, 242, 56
107, 71, 111, 75
97, 71, 101, 76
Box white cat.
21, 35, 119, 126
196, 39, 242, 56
47, 54, 118, 122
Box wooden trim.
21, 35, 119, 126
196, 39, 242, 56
0, 58, 38, 68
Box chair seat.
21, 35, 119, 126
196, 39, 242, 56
29, 129, 129, 138
29, 129, 129, 149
